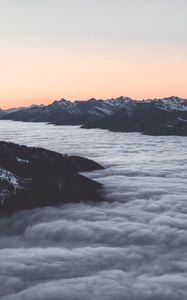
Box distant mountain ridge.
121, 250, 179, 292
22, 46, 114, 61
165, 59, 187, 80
1, 96, 187, 135
1, 96, 133, 123
0, 104, 42, 117
83, 97, 187, 136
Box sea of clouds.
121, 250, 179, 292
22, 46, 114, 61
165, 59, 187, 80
0, 121, 187, 299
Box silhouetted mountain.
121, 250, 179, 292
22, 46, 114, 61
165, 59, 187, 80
0, 105, 42, 118
1, 97, 133, 123
0, 109, 5, 117
82, 97, 187, 136
2, 96, 187, 135
0, 142, 104, 213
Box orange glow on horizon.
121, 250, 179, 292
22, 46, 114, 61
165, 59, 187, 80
1, 42, 187, 109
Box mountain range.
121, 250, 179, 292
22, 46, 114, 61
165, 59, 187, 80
1, 96, 187, 136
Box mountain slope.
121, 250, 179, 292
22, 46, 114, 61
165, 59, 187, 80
0, 142, 104, 212
82, 97, 187, 136
0, 105, 41, 118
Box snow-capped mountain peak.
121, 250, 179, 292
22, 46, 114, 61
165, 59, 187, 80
154, 96, 187, 111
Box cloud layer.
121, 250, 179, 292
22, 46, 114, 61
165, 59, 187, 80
0, 121, 187, 299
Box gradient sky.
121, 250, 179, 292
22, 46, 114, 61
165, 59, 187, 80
0, 0, 187, 108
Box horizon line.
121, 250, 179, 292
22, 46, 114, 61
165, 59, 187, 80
1, 95, 187, 110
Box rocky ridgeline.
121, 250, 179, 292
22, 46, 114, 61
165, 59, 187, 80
2, 96, 187, 135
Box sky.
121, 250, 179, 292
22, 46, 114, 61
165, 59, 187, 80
0, 0, 187, 108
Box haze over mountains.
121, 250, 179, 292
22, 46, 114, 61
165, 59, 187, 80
0, 104, 42, 118
1, 96, 187, 136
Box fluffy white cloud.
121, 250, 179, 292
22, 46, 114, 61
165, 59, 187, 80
0, 121, 187, 299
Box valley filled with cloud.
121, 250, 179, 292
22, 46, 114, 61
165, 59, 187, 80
0, 121, 187, 299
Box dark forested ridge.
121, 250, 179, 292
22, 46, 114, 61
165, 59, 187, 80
0, 142, 104, 212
